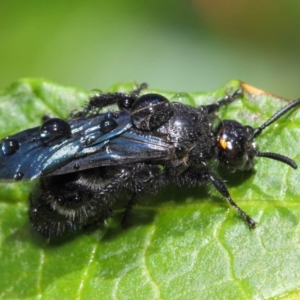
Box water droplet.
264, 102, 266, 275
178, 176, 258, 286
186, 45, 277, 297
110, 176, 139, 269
2, 138, 19, 155
14, 171, 24, 181
40, 118, 71, 144
73, 163, 80, 170
106, 112, 113, 119
84, 136, 95, 145
100, 115, 117, 133
89, 89, 103, 99
118, 96, 135, 109
131, 93, 173, 131
170, 93, 195, 106
175, 145, 186, 159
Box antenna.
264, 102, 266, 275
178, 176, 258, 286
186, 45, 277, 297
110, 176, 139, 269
255, 151, 297, 169
253, 98, 300, 138
253, 98, 300, 169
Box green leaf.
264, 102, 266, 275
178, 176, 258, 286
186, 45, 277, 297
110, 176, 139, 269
0, 79, 300, 300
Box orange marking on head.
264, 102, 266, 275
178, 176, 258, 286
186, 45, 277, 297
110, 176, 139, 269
219, 138, 227, 150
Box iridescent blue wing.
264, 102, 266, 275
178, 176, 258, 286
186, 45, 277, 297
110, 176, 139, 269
0, 111, 173, 180
48, 130, 174, 176
0, 111, 132, 180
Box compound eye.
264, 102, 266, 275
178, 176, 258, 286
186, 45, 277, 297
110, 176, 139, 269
131, 93, 173, 131
218, 120, 254, 170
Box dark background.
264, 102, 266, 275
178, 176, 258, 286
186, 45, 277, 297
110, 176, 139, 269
1, 0, 300, 98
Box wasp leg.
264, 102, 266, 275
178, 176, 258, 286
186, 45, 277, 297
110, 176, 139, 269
121, 192, 138, 228
207, 172, 256, 228
131, 82, 148, 96
72, 83, 148, 118
41, 114, 52, 122
29, 168, 134, 238
120, 163, 163, 228
203, 89, 243, 114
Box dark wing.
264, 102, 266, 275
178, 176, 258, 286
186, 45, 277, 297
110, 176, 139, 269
0, 111, 174, 180
48, 130, 174, 175
0, 111, 132, 180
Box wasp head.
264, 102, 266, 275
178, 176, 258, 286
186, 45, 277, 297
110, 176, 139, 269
216, 98, 300, 171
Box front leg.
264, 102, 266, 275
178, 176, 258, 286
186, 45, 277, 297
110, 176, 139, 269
207, 172, 256, 228
202, 89, 243, 114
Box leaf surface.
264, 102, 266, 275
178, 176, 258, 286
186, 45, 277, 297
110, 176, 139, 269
0, 79, 300, 300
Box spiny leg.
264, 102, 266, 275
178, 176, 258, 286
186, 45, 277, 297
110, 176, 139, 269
72, 83, 148, 117
81, 169, 140, 233
207, 172, 256, 228
120, 164, 164, 228
130, 82, 148, 97
121, 192, 138, 228
203, 88, 243, 114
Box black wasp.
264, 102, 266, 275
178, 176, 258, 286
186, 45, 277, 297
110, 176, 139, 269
0, 83, 299, 238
